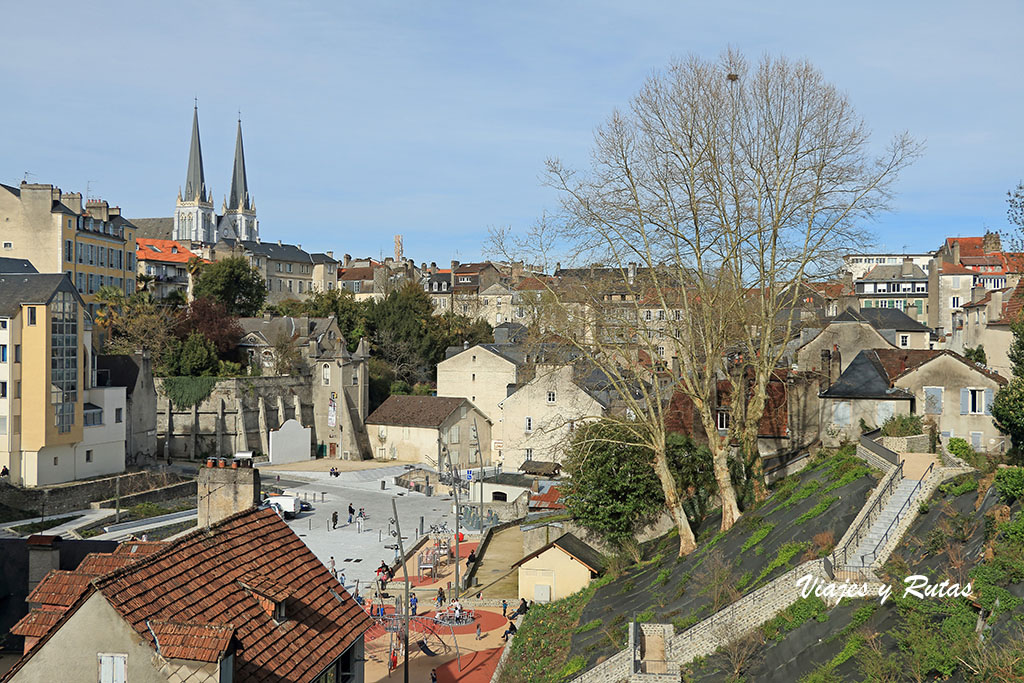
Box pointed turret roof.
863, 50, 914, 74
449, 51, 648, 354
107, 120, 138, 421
227, 119, 250, 211
183, 106, 207, 203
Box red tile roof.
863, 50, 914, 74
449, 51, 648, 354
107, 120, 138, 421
93, 507, 368, 680
999, 279, 1024, 323
946, 236, 986, 258
515, 276, 549, 291
25, 571, 92, 608
238, 574, 295, 602
112, 541, 168, 557
5, 508, 369, 682
136, 239, 205, 265
940, 262, 977, 276
76, 552, 136, 576
529, 486, 566, 510
10, 608, 64, 638
150, 620, 235, 663
339, 266, 375, 281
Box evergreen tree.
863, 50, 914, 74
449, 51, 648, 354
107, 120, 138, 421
192, 257, 266, 316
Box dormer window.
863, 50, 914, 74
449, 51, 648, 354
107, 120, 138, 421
240, 576, 293, 623
171, 246, 178, 254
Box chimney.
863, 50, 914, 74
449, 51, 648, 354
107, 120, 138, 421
628, 262, 637, 284
60, 192, 82, 214
326, 250, 333, 259
901, 257, 913, 278
463, 340, 470, 350
263, 311, 272, 320
556, 261, 561, 272
296, 244, 301, 251
27, 535, 62, 593
384, 257, 394, 266
277, 240, 282, 246
197, 458, 261, 527
343, 254, 351, 268
85, 199, 109, 221
952, 241, 961, 264
983, 230, 1002, 254
972, 285, 986, 304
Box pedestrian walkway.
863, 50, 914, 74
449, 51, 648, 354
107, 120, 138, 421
849, 478, 921, 566
1, 508, 112, 539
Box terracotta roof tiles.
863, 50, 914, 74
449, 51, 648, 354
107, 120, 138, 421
25, 571, 93, 608
365, 395, 466, 428
136, 238, 205, 265
150, 621, 235, 663
10, 608, 65, 638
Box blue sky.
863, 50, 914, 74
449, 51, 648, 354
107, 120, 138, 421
1, 1, 1021, 262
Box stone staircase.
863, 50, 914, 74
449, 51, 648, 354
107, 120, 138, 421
846, 478, 920, 566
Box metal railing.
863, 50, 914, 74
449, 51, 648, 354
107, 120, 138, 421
831, 461, 903, 567
859, 430, 900, 465
861, 461, 934, 566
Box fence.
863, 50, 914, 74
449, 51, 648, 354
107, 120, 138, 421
860, 461, 934, 566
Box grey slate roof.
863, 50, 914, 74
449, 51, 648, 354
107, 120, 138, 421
819, 350, 914, 400
237, 316, 334, 346
861, 264, 928, 280
131, 217, 175, 240
227, 120, 251, 212
0, 274, 81, 317
184, 106, 207, 203
220, 239, 312, 263
0, 258, 38, 274
831, 307, 931, 333
310, 253, 337, 264
366, 395, 466, 428
511, 532, 605, 574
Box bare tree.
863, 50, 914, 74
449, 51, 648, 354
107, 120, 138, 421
716, 625, 763, 681
493, 48, 918, 535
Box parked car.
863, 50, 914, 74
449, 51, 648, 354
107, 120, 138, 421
263, 495, 301, 518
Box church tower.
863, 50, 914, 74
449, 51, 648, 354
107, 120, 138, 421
173, 106, 216, 243
220, 119, 258, 242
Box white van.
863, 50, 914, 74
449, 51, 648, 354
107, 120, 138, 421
264, 495, 301, 519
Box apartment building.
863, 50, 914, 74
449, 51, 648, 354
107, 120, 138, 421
855, 260, 929, 322
212, 238, 316, 304
311, 251, 339, 292
0, 274, 126, 487
0, 183, 137, 316
135, 238, 205, 301
841, 253, 933, 280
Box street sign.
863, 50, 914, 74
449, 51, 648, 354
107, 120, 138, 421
466, 470, 473, 481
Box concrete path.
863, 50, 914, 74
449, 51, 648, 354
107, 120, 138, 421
261, 466, 465, 596
1, 508, 113, 540
900, 452, 939, 479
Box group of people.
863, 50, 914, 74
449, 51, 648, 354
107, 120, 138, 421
328, 467, 341, 477
376, 560, 395, 591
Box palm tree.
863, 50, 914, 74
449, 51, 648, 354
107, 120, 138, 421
137, 273, 155, 293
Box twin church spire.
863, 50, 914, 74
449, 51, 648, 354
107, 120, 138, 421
174, 104, 258, 244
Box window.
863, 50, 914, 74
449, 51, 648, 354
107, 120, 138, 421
657, 345, 665, 357
644, 310, 652, 321
717, 411, 730, 431
65, 239, 73, 262
0, 382, 6, 398
53, 456, 58, 466
460, 405, 467, 419
472, 373, 475, 381
287, 263, 293, 273
276, 263, 282, 272
322, 363, 330, 386
525, 416, 533, 432
352, 371, 358, 385
98, 653, 127, 683
962, 388, 992, 415
298, 281, 303, 293
833, 401, 851, 427
899, 334, 910, 348
525, 448, 533, 459
0, 416, 6, 435
27, 307, 36, 326
449, 425, 460, 443
876, 401, 895, 425
657, 309, 665, 321
951, 276, 961, 289
547, 391, 556, 404
2, 242, 11, 250
951, 296, 961, 309
85, 450, 93, 463
0, 345, 6, 362
50, 291, 78, 433
971, 431, 983, 450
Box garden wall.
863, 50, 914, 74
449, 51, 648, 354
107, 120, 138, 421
0, 470, 187, 516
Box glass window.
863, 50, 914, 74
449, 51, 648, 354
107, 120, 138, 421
547, 391, 556, 404
525, 416, 533, 432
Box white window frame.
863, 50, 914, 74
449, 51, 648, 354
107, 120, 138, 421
899, 334, 910, 348
525, 416, 533, 432
546, 391, 556, 404
98, 653, 127, 683
969, 388, 985, 415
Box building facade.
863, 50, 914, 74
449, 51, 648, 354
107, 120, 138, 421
0, 275, 126, 487
0, 183, 137, 315
365, 395, 491, 468
135, 238, 204, 301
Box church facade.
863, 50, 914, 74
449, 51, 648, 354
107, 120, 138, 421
135, 106, 258, 246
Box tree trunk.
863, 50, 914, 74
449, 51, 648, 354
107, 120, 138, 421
652, 447, 697, 556
702, 414, 742, 531
742, 387, 769, 504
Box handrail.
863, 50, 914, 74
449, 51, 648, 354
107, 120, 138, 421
862, 461, 935, 565
859, 432, 899, 465
831, 461, 903, 567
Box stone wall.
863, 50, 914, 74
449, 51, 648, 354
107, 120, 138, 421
879, 434, 930, 453
855, 438, 899, 472
0, 471, 188, 516
90, 480, 197, 509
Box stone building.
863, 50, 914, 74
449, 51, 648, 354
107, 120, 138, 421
365, 395, 491, 468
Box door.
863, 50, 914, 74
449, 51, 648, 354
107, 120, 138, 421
329, 443, 337, 457
534, 583, 551, 602
971, 432, 983, 450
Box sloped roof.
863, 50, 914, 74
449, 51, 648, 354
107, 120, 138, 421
831, 307, 931, 333
512, 533, 605, 574
10, 608, 64, 638
130, 217, 175, 240
136, 238, 204, 264
25, 571, 93, 608
339, 266, 375, 281
311, 253, 338, 264
529, 486, 566, 510
0, 274, 80, 317
515, 276, 549, 291
0, 258, 38, 274
519, 460, 562, 476
819, 351, 914, 400
220, 239, 312, 263
995, 279, 1024, 323
861, 263, 928, 280
150, 620, 235, 662
366, 395, 466, 428
945, 236, 986, 258
875, 348, 1007, 385
940, 262, 977, 276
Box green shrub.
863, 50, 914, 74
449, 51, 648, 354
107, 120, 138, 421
947, 437, 976, 461
575, 619, 602, 634
881, 413, 923, 437
557, 656, 586, 680
939, 475, 978, 498
796, 496, 837, 524
636, 608, 655, 623
654, 569, 672, 586
995, 467, 1024, 503
754, 542, 810, 585
671, 614, 700, 632
762, 595, 828, 639
779, 480, 821, 510
918, 501, 930, 514
161, 375, 218, 409
741, 522, 776, 552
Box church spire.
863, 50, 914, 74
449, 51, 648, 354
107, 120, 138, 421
184, 105, 208, 203
227, 118, 250, 211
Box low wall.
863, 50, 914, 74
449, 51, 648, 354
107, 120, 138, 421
0, 470, 188, 516
521, 513, 675, 556
880, 434, 930, 454
90, 480, 197, 510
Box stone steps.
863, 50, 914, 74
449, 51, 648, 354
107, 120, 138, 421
849, 479, 922, 563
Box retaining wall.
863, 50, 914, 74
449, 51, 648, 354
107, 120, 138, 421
879, 434, 930, 454
90, 480, 198, 510
0, 470, 188, 516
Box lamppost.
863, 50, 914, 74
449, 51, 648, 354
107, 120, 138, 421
390, 499, 410, 683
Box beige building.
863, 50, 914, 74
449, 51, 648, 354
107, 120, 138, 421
135, 238, 204, 301
213, 238, 318, 305
820, 348, 1006, 451
0, 274, 127, 487
929, 261, 977, 338
437, 343, 520, 429
959, 283, 1020, 379
365, 395, 491, 469
0, 183, 137, 316
497, 364, 608, 471
512, 533, 605, 603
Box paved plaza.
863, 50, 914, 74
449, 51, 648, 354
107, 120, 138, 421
260, 463, 469, 595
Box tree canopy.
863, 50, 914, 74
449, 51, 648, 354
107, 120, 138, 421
192, 257, 266, 316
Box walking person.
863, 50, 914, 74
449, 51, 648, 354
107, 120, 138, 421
501, 599, 509, 618
332, 510, 338, 530
328, 556, 336, 578
436, 586, 445, 609
430, 670, 437, 683
348, 503, 355, 524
